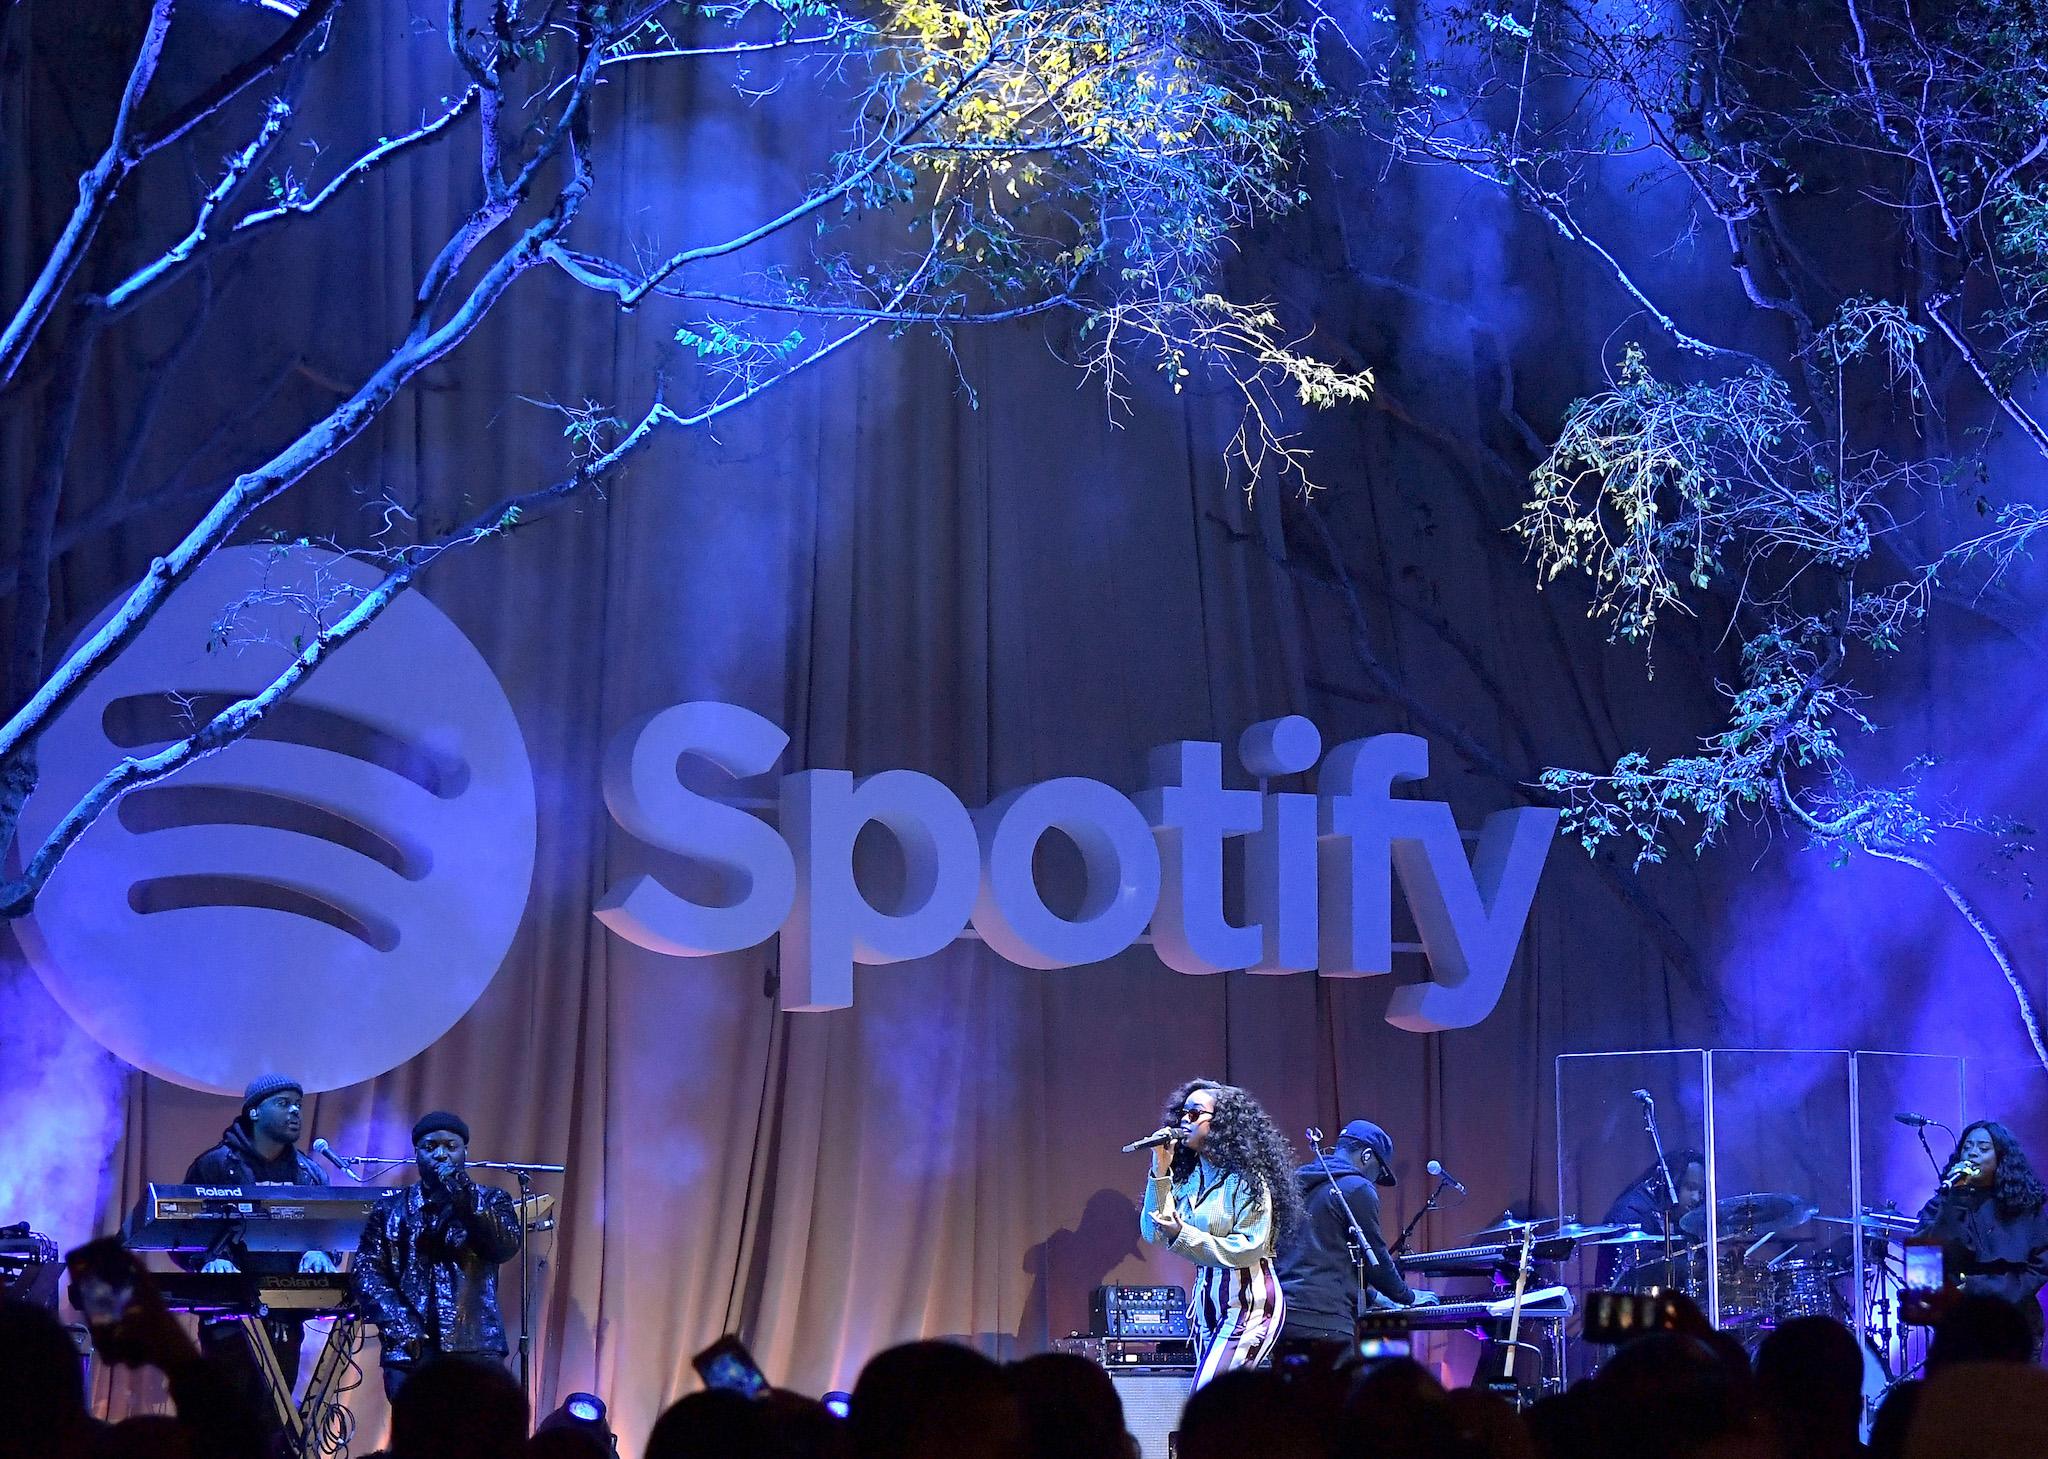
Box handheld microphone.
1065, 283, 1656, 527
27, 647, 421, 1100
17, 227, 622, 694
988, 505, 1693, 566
1426, 1159, 1468, 1195
1122, 1127, 1187, 1155
1894, 1112, 1935, 1128
1943, 1161, 1979, 1189
310, 1138, 354, 1176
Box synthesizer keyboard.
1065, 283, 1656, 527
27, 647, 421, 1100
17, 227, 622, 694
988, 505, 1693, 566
1357, 1287, 1574, 1332
124, 1183, 398, 1253
156, 1270, 355, 1315
1397, 1238, 1578, 1274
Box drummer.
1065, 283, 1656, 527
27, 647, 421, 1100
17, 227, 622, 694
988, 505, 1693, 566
1598, 1150, 1705, 1287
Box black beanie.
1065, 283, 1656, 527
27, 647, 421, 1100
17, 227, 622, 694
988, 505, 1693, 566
411, 1111, 470, 1145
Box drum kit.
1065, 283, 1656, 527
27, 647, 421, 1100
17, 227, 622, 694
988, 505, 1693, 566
1471, 1190, 1907, 1336
1433, 1195, 1919, 1418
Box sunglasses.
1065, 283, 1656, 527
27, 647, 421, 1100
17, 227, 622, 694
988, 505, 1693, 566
1174, 1105, 1215, 1121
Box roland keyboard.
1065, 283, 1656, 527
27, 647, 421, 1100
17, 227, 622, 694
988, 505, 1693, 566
156, 1271, 356, 1316
1356, 1287, 1575, 1333
124, 1184, 399, 1253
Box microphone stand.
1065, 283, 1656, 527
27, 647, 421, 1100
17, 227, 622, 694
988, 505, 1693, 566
336, 1152, 414, 1181
1392, 1169, 1454, 1259
1910, 1121, 1952, 1180
1306, 1129, 1379, 1320
1636, 1095, 1679, 1285
470, 1160, 567, 1410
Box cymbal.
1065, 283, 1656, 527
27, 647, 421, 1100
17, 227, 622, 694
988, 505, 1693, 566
1554, 1222, 1632, 1242
1677, 1192, 1817, 1241
1813, 1209, 1918, 1235
515, 1191, 557, 1230
1469, 1212, 1551, 1237
1589, 1228, 1670, 1247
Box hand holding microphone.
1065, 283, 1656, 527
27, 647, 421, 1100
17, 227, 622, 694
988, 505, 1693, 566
1123, 1124, 1189, 1181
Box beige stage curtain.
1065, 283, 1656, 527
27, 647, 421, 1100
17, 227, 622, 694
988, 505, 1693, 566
0, 3, 1758, 1451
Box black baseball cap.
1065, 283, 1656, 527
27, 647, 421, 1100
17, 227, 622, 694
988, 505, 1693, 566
1338, 1119, 1398, 1186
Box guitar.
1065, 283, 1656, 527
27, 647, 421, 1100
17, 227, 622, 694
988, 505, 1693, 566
1501, 1220, 1538, 1381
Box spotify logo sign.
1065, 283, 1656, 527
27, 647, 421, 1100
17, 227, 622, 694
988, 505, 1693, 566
15, 547, 536, 1095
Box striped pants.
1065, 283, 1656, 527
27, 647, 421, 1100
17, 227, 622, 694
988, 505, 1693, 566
1190, 1259, 1286, 1388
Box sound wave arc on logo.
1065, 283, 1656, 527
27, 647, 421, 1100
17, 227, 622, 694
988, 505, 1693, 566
15, 547, 536, 1094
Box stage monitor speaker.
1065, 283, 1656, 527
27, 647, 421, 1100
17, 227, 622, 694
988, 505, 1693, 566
1110, 1371, 1188, 1459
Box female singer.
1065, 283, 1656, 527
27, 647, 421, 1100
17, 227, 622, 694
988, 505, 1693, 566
1137, 1078, 1303, 1387
1917, 1119, 2048, 1359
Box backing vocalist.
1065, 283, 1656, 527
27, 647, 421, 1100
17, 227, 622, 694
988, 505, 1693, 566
1915, 1119, 2048, 1361
1136, 1079, 1301, 1388
355, 1111, 523, 1400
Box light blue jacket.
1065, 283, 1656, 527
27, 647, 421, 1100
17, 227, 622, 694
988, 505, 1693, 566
1140, 1158, 1276, 1269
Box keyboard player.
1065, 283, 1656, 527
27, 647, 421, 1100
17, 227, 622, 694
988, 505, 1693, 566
1274, 1119, 1436, 1348
177, 1073, 338, 1427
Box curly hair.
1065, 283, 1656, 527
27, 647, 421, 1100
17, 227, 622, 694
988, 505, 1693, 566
1946, 1120, 2047, 1217
1161, 1078, 1304, 1241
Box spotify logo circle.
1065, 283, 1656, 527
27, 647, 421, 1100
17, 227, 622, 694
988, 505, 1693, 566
15, 547, 536, 1094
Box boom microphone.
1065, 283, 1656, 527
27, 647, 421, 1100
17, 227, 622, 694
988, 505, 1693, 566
1122, 1127, 1187, 1155
1426, 1159, 1468, 1195
1894, 1112, 1936, 1128
1631, 1089, 1654, 1104
310, 1138, 354, 1176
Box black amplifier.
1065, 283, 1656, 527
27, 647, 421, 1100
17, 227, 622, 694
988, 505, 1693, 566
1103, 1338, 1194, 1371
1090, 1284, 1190, 1339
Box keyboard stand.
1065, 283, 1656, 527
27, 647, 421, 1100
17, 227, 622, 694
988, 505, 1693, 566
230, 1307, 363, 1458
235, 1314, 306, 1448
295, 1314, 361, 1458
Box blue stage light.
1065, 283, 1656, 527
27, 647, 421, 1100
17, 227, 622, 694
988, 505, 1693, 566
538, 1391, 615, 1452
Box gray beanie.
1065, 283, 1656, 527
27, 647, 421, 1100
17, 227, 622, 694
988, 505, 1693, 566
241, 1073, 303, 1115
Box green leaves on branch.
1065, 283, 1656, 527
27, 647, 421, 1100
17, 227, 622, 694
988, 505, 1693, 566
1516, 346, 1870, 646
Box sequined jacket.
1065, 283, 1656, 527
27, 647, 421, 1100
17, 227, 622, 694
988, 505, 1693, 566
354, 1176, 522, 1365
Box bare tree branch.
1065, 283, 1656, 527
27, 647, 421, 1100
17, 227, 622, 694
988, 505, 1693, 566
0, 0, 340, 385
